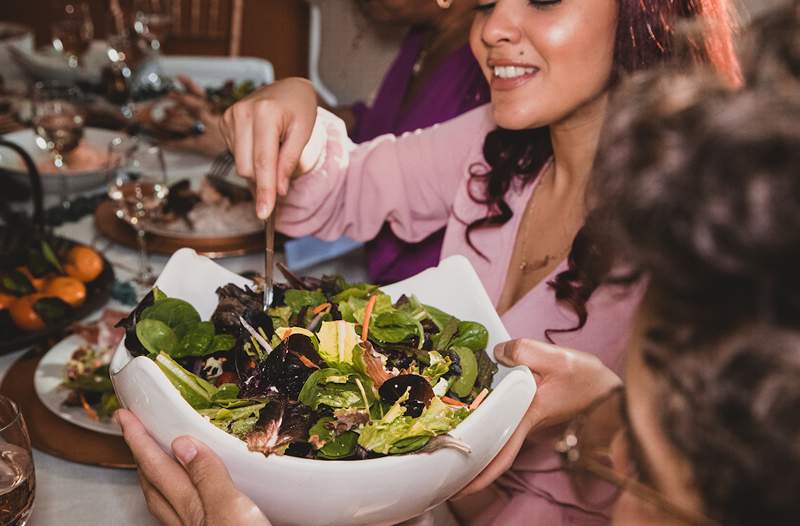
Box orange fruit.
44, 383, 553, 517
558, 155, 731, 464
44, 277, 87, 307
64, 246, 104, 283
0, 293, 15, 310
16, 267, 46, 291
9, 294, 45, 331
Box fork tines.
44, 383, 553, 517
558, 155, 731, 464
207, 152, 234, 179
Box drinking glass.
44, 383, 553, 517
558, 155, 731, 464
107, 136, 169, 287
103, 34, 138, 122
131, 0, 173, 53
50, 1, 94, 68
0, 396, 35, 526
31, 82, 85, 210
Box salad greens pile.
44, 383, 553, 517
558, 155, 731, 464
118, 269, 497, 460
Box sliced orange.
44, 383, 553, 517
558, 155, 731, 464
64, 246, 104, 283
9, 294, 45, 331
44, 277, 87, 307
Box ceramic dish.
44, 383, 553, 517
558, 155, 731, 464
34, 334, 122, 436
110, 249, 537, 526
0, 127, 116, 194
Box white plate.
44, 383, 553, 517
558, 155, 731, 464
111, 249, 537, 526
0, 127, 214, 194
34, 334, 122, 437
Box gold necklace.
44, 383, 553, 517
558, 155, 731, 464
515, 161, 573, 273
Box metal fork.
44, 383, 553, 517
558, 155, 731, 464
207, 151, 234, 178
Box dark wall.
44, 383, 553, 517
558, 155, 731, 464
0, 0, 309, 79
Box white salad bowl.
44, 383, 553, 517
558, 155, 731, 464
111, 249, 537, 526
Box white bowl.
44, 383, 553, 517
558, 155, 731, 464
110, 249, 536, 526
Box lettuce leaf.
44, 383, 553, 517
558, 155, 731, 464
357, 396, 468, 455
299, 368, 367, 410
317, 320, 361, 365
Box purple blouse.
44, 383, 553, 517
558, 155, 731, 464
352, 26, 490, 285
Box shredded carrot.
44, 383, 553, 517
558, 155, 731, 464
312, 302, 331, 315
292, 351, 320, 370
361, 294, 378, 342
79, 392, 99, 421
441, 396, 467, 407
469, 388, 489, 411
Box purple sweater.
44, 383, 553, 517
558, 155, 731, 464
352, 26, 489, 285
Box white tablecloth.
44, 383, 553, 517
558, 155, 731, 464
2, 153, 368, 526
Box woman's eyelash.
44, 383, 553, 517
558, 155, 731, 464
473, 0, 561, 13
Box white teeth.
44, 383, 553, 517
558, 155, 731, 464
492, 66, 536, 79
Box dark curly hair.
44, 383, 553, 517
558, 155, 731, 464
466, 0, 741, 341
588, 47, 800, 523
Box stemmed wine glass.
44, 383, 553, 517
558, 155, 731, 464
107, 136, 169, 287
31, 81, 85, 210
50, 1, 94, 68
131, 0, 173, 53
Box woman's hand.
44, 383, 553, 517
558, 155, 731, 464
117, 409, 271, 526
455, 339, 622, 498
220, 77, 318, 219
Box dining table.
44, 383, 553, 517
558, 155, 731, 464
0, 106, 369, 526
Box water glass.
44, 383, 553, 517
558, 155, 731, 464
107, 136, 169, 287
50, 1, 94, 68
0, 396, 35, 526
31, 81, 85, 210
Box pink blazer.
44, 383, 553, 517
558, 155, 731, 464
278, 105, 641, 525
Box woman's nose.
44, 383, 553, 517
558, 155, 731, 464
479, 2, 522, 48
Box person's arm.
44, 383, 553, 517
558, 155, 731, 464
275, 104, 489, 244
117, 410, 271, 526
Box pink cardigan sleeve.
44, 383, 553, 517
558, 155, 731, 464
276, 104, 494, 243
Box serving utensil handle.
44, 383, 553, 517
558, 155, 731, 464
263, 214, 275, 310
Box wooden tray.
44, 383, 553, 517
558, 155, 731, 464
95, 200, 265, 258
0, 352, 134, 469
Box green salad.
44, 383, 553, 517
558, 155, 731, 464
117, 270, 497, 460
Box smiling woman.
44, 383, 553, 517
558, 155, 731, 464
216, 0, 739, 523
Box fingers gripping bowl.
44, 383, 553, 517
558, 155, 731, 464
110, 249, 536, 526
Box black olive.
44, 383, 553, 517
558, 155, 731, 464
379, 374, 434, 417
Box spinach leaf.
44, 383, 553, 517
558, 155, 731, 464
173, 321, 215, 358
369, 310, 421, 344
209, 334, 236, 353
423, 304, 457, 332
284, 289, 327, 312
141, 298, 201, 330
136, 319, 178, 355
449, 346, 478, 398
450, 321, 489, 353
309, 417, 358, 459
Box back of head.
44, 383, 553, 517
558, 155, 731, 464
589, 4, 800, 521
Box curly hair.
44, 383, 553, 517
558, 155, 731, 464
466, 0, 741, 341
588, 50, 800, 522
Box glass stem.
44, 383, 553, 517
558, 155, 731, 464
134, 226, 152, 285
54, 153, 70, 210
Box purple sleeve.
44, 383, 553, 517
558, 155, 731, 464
276, 105, 494, 244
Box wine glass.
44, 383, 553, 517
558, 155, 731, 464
131, 0, 173, 53
0, 396, 35, 526
107, 136, 169, 287
103, 34, 138, 122
50, 1, 94, 68
31, 81, 85, 210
